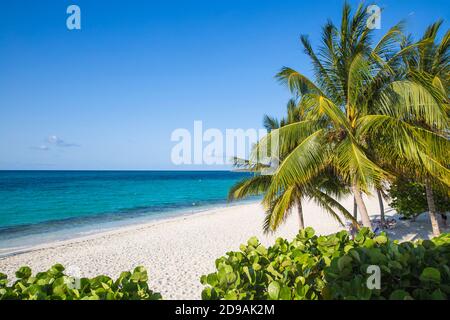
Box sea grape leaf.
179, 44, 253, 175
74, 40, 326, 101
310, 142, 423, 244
420, 267, 441, 283
268, 281, 280, 300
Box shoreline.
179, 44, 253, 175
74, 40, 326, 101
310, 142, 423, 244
0, 200, 259, 258
0, 196, 437, 299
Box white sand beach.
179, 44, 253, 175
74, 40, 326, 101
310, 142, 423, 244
0, 195, 439, 299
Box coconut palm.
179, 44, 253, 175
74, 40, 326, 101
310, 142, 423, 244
229, 99, 354, 232
254, 2, 449, 231
391, 21, 450, 235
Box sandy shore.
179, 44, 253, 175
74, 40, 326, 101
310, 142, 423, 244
0, 195, 438, 299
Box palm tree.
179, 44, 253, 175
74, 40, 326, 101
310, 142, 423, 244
229, 99, 354, 232
255, 2, 449, 231
395, 21, 450, 236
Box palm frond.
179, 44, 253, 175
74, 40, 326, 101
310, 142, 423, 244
263, 185, 298, 233
228, 175, 272, 201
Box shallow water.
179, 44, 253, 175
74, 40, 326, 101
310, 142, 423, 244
0, 170, 255, 253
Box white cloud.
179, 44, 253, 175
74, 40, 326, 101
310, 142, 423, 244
31, 135, 80, 151
31, 145, 50, 151
47, 135, 80, 147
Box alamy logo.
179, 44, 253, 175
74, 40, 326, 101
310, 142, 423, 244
170, 121, 279, 175
366, 5, 381, 30
66, 5, 81, 30
65, 265, 82, 289
366, 265, 381, 289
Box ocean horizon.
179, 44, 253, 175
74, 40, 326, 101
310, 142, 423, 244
0, 170, 255, 254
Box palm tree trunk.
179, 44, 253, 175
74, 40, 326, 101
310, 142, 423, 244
425, 180, 441, 237
297, 200, 305, 230
376, 189, 385, 226
352, 184, 372, 229
353, 196, 358, 220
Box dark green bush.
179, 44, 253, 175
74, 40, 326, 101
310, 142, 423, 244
0, 264, 162, 300
200, 228, 450, 300
388, 178, 449, 220
324, 233, 450, 299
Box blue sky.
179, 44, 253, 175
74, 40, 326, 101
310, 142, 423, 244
0, 0, 448, 170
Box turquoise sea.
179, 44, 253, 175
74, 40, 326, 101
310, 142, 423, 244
0, 171, 254, 255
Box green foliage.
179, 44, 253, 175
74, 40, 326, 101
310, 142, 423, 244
389, 178, 428, 219
0, 264, 162, 300
246, 2, 450, 235
201, 228, 450, 300
201, 227, 368, 300
389, 177, 450, 219
325, 233, 450, 300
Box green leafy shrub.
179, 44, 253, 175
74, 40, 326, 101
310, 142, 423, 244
0, 264, 162, 300
324, 233, 450, 300
201, 228, 450, 300
201, 227, 373, 300
388, 177, 449, 220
